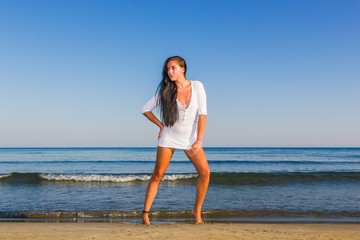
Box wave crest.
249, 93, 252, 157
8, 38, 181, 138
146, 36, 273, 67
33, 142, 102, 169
40, 173, 197, 183
1, 172, 359, 185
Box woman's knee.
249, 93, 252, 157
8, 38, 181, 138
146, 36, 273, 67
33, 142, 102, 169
199, 167, 210, 179
151, 171, 165, 183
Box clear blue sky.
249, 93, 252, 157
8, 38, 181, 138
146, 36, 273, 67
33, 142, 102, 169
0, 0, 359, 147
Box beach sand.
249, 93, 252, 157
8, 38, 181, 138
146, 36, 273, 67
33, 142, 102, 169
0, 223, 359, 240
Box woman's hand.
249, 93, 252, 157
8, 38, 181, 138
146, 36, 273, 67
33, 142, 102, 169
158, 127, 164, 139
189, 141, 202, 156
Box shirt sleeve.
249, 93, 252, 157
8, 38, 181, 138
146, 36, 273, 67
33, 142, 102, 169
141, 93, 160, 114
197, 81, 207, 115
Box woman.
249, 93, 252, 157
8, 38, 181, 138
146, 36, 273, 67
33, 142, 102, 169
141, 56, 210, 224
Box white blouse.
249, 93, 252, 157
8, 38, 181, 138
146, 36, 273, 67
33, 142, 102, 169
141, 80, 207, 150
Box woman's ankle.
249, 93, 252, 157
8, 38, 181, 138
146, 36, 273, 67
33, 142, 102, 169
142, 212, 150, 225
192, 208, 203, 223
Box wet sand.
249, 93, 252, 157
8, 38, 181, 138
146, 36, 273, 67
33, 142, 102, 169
0, 222, 359, 240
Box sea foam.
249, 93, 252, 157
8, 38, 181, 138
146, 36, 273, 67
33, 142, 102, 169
40, 173, 197, 183
0, 174, 11, 179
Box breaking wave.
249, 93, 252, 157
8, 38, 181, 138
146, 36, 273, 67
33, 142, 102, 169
0, 171, 359, 185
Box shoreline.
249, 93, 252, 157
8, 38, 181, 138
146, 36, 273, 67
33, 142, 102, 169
1, 222, 359, 240
1, 209, 359, 224
1, 217, 359, 224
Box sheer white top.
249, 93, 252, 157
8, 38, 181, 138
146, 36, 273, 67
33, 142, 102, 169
141, 80, 207, 150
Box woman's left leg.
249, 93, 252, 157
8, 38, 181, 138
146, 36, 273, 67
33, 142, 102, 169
184, 147, 210, 223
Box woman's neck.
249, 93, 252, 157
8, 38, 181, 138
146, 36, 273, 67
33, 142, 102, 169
174, 77, 190, 89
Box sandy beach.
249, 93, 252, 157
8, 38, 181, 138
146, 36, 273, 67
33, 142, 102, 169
0, 223, 359, 240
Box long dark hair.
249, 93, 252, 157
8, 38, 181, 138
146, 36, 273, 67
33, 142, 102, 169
156, 56, 187, 127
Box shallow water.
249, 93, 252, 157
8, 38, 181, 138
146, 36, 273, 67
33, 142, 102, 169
0, 148, 359, 222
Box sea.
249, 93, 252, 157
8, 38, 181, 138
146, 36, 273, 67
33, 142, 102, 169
0, 147, 359, 223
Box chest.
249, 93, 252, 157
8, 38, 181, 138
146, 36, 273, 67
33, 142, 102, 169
177, 86, 192, 105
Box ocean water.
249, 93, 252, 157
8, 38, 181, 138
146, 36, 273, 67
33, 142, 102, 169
0, 148, 359, 223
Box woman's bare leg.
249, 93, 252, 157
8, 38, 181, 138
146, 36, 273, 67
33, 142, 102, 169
143, 146, 174, 224
184, 148, 210, 223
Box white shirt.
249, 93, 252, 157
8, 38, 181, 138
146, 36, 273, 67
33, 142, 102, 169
141, 80, 207, 150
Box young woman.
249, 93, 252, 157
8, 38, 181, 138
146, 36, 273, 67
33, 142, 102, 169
141, 56, 210, 224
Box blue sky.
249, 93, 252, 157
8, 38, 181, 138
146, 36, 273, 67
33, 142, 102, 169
0, 0, 359, 147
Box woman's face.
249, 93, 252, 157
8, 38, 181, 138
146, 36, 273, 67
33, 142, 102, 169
167, 60, 185, 81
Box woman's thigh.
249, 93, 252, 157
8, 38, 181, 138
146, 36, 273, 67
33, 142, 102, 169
184, 148, 210, 175
153, 146, 175, 176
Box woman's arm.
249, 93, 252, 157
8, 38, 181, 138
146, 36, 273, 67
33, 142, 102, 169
190, 81, 207, 156
143, 111, 164, 139
141, 93, 163, 138
196, 115, 206, 142
196, 81, 207, 143
189, 114, 206, 156
143, 111, 164, 130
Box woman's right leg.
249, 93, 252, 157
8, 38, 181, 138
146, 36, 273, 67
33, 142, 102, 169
143, 146, 174, 224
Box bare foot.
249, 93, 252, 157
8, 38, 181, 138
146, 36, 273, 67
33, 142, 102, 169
192, 208, 203, 224
142, 213, 150, 225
